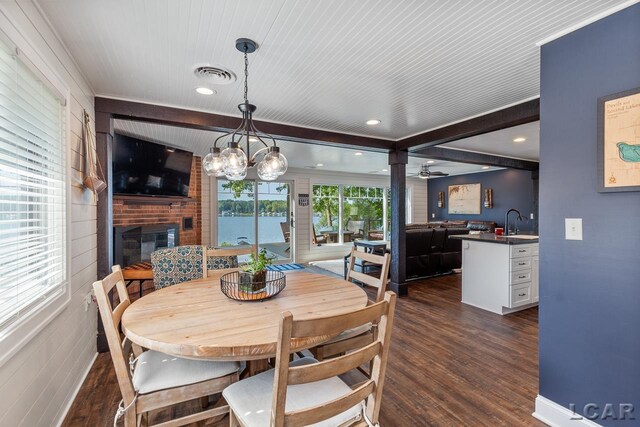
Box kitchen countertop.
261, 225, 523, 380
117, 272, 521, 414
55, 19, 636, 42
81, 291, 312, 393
449, 233, 539, 245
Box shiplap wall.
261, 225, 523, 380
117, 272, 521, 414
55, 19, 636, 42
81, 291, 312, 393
206, 167, 427, 263
201, 169, 210, 246
0, 2, 97, 426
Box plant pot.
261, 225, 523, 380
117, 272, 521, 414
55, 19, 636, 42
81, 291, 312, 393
238, 270, 267, 294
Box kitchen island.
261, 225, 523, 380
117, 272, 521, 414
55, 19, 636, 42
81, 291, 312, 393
449, 233, 539, 315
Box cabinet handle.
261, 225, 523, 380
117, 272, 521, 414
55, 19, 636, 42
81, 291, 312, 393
519, 275, 527, 279
518, 293, 526, 297
518, 249, 526, 253
518, 262, 526, 265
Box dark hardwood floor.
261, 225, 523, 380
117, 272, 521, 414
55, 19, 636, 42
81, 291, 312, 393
62, 273, 542, 427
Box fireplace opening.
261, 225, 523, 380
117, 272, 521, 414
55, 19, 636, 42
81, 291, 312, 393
114, 224, 179, 268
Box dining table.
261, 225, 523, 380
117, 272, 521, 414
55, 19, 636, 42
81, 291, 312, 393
121, 270, 369, 376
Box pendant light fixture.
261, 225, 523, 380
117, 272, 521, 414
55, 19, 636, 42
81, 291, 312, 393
202, 38, 288, 181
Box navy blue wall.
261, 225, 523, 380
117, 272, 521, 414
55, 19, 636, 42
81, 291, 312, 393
427, 168, 538, 233
539, 5, 640, 425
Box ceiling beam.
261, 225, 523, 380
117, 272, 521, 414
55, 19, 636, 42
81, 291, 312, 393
95, 97, 394, 152
411, 146, 539, 171
396, 98, 540, 151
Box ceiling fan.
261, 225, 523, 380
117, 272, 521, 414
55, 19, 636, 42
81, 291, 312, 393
412, 164, 449, 179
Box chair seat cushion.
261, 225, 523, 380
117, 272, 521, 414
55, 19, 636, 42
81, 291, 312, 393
132, 350, 240, 394
324, 323, 372, 344
222, 357, 363, 427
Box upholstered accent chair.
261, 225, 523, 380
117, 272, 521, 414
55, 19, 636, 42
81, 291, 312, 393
150, 245, 205, 289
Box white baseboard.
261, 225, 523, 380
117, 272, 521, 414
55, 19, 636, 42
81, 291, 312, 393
54, 352, 99, 427
533, 395, 603, 427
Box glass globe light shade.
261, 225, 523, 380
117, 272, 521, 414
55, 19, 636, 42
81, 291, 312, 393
202, 148, 225, 177
264, 147, 288, 176
221, 142, 248, 177
257, 159, 278, 181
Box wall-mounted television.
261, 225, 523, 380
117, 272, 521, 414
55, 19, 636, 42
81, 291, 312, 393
113, 133, 193, 197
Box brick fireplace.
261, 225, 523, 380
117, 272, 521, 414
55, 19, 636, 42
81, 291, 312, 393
112, 156, 203, 268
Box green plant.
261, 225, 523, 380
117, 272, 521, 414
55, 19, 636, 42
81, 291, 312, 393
242, 248, 275, 274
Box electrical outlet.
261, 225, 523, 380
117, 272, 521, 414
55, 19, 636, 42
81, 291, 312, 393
530, 213, 535, 220
84, 291, 94, 312
431, 213, 435, 218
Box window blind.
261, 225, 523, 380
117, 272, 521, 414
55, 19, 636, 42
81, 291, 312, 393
0, 38, 66, 332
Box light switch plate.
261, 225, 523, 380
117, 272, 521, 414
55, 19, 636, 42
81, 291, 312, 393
565, 218, 583, 240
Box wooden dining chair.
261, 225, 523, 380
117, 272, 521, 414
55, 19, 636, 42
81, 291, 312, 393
223, 291, 397, 427
203, 244, 256, 277
93, 265, 240, 427
310, 246, 391, 362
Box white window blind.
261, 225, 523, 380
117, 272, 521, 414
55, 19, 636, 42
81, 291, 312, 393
0, 38, 66, 332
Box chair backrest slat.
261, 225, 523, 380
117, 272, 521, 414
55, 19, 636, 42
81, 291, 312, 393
203, 245, 255, 278
271, 291, 397, 427
346, 247, 390, 302
285, 380, 375, 427
92, 265, 136, 405
291, 301, 387, 338
287, 341, 381, 385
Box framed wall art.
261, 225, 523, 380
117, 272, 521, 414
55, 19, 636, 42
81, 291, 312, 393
598, 86, 640, 192
448, 183, 481, 214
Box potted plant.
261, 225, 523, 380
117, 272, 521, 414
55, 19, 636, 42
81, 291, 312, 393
239, 249, 274, 293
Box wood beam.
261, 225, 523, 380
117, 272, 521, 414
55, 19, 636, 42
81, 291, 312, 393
411, 146, 539, 171
396, 99, 539, 151
388, 150, 408, 296
95, 97, 393, 151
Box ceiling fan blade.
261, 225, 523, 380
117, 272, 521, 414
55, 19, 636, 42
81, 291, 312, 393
429, 171, 449, 176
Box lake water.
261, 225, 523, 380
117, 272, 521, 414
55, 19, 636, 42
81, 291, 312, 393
217, 216, 287, 245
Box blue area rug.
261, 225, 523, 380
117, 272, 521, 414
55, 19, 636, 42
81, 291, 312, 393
267, 263, 304, 271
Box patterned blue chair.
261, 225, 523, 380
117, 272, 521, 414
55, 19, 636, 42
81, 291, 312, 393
150, 245, 205, 289
151, 245, 241, 289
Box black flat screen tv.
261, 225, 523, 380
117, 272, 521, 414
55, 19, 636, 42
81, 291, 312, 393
113, 133, 193, 197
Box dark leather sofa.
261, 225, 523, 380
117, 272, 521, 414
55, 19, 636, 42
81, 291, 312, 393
405, 220, 497, 279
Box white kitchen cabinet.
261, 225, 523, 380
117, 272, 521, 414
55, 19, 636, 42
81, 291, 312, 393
456, 235, 539, 315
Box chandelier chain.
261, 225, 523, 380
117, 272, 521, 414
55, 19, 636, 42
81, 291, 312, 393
243, 47, 249, 103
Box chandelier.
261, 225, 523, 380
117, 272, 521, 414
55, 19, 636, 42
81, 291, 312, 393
202, 38, 288, 181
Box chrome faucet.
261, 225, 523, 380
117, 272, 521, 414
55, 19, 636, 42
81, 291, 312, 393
504, 208, 523, 236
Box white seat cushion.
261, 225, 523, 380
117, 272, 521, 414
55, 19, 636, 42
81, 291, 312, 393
223, 357, 363, 427
132, 350, 240, 394
324, 322, 372, 344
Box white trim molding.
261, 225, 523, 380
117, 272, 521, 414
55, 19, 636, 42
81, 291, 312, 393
534, 395, 603, 427
54, 352, 98, 427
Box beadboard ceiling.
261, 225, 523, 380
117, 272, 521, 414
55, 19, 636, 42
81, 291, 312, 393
39, 0, 628, 140
114, 119, 502, 177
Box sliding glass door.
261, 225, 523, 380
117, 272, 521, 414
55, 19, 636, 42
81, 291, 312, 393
216, 179, 293, 262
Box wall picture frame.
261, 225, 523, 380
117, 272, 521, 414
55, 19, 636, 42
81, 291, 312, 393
597, 86, 640, 192
448, 183, 481, 215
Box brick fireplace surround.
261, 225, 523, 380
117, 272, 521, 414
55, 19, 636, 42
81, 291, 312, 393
112, 156, 202, 298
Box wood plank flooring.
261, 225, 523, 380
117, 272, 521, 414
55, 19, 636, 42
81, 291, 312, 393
62, 273, 543, 427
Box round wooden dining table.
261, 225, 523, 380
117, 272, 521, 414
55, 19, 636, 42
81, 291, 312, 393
121, 270, 368, 372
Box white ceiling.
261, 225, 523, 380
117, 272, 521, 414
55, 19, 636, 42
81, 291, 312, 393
444, 121, 540, 161
39, 0, 627, 140
113, 119, 502, 177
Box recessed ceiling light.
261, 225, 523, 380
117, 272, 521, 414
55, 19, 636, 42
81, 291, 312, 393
316, 163, 324, 167
513, 137, 526, 143
354, 152, 363, 156
481, 166, 490, 170
195, 87, 215, 95
366, 119, 381, 126
426, 160, 435, 164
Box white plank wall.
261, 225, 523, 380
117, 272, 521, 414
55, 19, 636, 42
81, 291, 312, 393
0, 2, 97, 426
201, 170, 210, 246
207, 167, 427, 264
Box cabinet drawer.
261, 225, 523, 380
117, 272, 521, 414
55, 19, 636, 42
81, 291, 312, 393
511, 270, 531, 284
511, 258, 531, 271
510, 246, 531, 258
510, 284, 532, 307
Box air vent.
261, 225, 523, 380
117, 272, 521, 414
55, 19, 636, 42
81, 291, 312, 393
194, 66, 236, 85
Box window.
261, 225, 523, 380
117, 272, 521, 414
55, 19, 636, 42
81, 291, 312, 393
0, 38, 67, 334
312, 184, 387, 245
